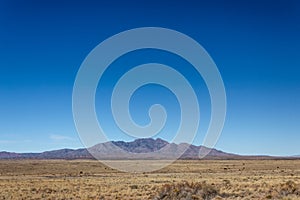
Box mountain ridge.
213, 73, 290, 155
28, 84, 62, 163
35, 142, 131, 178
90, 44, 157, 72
0, 138, 296, 160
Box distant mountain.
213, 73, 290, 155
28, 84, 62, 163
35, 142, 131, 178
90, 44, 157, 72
0, 138, 294, 160
0, 148, 92, 160
0, 151, 23, 159
86, 138, 240, 160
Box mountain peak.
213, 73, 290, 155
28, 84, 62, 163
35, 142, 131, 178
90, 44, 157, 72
112, 138, 169, 153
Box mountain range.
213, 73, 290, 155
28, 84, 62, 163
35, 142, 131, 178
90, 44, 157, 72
0, 138, 295, 160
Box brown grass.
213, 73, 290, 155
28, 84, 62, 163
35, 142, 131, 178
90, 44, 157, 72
0, 159, 299, 199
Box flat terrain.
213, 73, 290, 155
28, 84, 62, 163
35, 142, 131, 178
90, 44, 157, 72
0, 159, 299, 199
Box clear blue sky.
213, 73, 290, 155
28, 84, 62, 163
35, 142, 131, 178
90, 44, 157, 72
0, 0, 299, 156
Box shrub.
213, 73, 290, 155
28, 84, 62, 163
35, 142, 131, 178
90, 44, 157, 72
154, 181, 220, 200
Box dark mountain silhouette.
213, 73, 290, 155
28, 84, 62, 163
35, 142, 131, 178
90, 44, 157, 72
0, 138, 293, 160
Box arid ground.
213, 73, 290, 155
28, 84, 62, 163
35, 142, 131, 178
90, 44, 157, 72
0, 159, 299, 199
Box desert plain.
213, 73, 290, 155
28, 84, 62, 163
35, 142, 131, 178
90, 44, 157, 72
0, 159, 299, 199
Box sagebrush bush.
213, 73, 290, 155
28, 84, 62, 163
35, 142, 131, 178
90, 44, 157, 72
154, 181, 220, 200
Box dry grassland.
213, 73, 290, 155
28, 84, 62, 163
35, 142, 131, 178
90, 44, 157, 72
0, 159, 299, 199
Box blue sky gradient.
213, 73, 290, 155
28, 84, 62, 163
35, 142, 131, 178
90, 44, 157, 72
0, 0, 299, 156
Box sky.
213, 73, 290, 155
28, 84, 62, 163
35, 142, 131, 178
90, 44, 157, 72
0, 0, 299, 156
